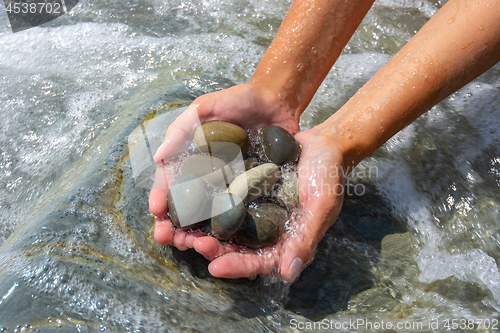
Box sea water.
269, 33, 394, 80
1, 0, 500, 332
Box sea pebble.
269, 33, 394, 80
167, 174, 209, 228
210, 193, 245, 240
226, 163, 280, 203
193, 121, 250, 160
258, 125, 299, 165
235, 203, 287, 248
276, 169, 299, 207
243, 157, 259, 170
180, 155, 233, 189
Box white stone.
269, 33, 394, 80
226, 163, 280, 203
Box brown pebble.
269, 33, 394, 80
193, 121, 250, 160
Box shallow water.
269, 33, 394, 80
1, 0, 500, 332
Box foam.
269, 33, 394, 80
301, 52, 390, 130
373, 76, 500, 311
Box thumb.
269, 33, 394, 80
278, 182, 342, 282
278, 215, 318, 283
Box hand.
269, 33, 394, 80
187, 129, 345, 282
149, 82, 299, 248
150, 85, 345, 281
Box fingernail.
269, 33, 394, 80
287, 257, 303, 283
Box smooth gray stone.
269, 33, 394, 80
258, 126, 299, 166
235, 203, 287, 248
226, 163, 280, 203
167, 174, 209, 228
210, 193, 245, 240
193, 121, 250, 160
180, 155, 233, 189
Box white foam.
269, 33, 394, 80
375, 0, 442, 17
373, 77, 500, 310
419, 249, 500, 306
301, 52, 390, 130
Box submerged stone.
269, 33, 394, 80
381, 233, 415, 261
276, 169, 299, 208
211, 193, 245, 240
167, 174, 209, 228
193, 121, 250, 160
235, 203, 287, 248
258, 126, 299, 166
180, 155, 233, 189
226, 163, 280, 203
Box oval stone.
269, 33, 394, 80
258, 126, 299, 165
226, 163, 280, 203
167, 174, 209, 228
210, 193, 245, 240
180, 155, 233, 189
235, 203, 288, 248
193, 121, 250, 160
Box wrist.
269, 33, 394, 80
249, 0, 376, 123
314, 113, 377, 172
244, 80, 302, 126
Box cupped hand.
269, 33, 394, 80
149, 82, 299, 245
149, 82, 345, 282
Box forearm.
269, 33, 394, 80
250, 0, 375, 121
318, 0, 500, 169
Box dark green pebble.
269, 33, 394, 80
258, 126, 299, 166
235, 203, 287, 248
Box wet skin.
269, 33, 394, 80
150, 0, 500, 282
149, 83, 344, 282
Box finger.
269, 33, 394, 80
278, 209, 338, 282
149, 188, 167, 217
208, 250, 279, 279
149, 164, 169, 217
279, 133, 343, 282
173, 230, 189, 251
154, 104, 202, 163
154, 218, 175, 246
278, 209, 325, 282
192, 236, 239, 260
185, 230, 207, 248
278, 235, 308, 282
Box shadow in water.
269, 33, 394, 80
285, 181, 405, 320
172, 180, 405, 321
171, 248, 290, 319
